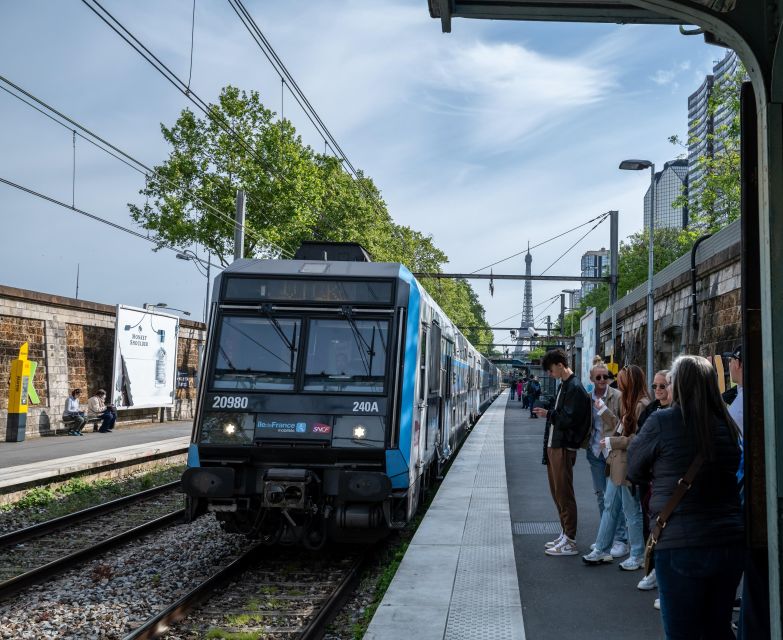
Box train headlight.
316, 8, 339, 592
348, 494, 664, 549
199, 413, 254, 444
333, 416, 384, 448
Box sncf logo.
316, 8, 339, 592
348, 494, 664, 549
312, 423, 332, 434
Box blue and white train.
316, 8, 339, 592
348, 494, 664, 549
182, 242, 501, 545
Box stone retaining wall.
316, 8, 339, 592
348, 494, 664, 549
0, 285, 205, 438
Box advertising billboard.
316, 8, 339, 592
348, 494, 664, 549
111, 305, 179, 409
579, 307, 597, 386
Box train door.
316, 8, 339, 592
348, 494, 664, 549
425, 322, 442, 458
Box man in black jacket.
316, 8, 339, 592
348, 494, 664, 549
533, 349, 592, 556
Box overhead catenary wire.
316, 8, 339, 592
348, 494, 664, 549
226, 0, 396, 237
470, 211, 611, 274
0, 175, 222, 271
80, 0, 353, 257
538, 211, 610, 277
490, 293, 561, 327
0, 74, 292, 259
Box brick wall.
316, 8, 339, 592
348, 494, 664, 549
66, 324, 114, 397
0, 285, 205, 438
0, 316, 48, 410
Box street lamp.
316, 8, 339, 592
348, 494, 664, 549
176, 250, 211, 324
619, 158, 656, 385
144, 302, 191, 316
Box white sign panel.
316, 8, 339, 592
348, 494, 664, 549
111, 305, 179, 409
579, 307, 597, 386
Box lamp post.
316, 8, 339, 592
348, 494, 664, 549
619, 159, 656, 385
176, 250, 211, 324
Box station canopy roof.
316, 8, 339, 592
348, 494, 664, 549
427, 0, 735, 31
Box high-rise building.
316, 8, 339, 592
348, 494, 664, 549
643, 159, 689, 230
580, 248, 609, 300
687, 50, 740, 216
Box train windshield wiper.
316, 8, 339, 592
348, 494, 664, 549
261, 304, 298, 372
340, 306, 375, 376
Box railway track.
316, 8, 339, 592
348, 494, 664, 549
125, 544, 368, 640
0, 480, 185, 601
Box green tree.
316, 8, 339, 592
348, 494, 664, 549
671, 61, 744, 233
129, 85, 497, 352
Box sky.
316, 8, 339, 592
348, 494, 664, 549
0, 0, 728, 349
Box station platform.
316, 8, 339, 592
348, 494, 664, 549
0, 421, 191, 498
366, 390, 664, 640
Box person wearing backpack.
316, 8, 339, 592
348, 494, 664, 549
528, 376, 541, 418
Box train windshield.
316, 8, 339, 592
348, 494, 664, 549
304, 318, 389, 393
212, 316, 300, 391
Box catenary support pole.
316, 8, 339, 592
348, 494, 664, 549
647, 167, 655, 386
234, 189, 246, 261
609, 210, 619, 363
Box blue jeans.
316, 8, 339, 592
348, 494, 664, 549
656, 545, 743, 640
585, 449, 627, 544
593, 479, 642, 557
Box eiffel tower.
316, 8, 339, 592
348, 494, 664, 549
513, 245, 534, 356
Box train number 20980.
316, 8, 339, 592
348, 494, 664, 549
212, 396, 249, 409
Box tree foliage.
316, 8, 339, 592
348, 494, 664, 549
129, 86, 495, 351
670, 61, 743, 233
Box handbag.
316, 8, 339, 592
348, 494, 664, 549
643, 455, 703, 575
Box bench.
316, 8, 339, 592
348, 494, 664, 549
62, 415, 105, 433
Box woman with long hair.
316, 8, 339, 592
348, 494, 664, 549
635, 369, 671, 592
582, 365, 650, 570
628, 355, 743, 640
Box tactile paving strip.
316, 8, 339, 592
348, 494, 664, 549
463, 510, 511, 546
445, 605, 525, 640
512, 521, 562, 535
450, 544, 520, 609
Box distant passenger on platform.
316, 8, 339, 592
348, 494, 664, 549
88, 389, 117, 433
63, 388, 86, 436
510, 378, 516, 400
527, 376, 541, 418
516, 379, 523, 402
521, 377, 529, 408
582, 365, 649, 570
534, 349, 591, 556
628, 355, 743, 640
582, 362, 628, 559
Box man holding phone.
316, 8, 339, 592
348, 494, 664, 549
533, 349, 592, 556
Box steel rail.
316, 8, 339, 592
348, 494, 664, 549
122, 543, 266, 640
0, 480, 181, 547
124, 546, 369, 640
0, 509, 185, 602
299, 551, 367, 640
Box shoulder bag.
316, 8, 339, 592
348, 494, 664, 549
643, 455, 703, 575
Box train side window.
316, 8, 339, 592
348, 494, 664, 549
428, 323, 442, 395
419, 327, 428, 402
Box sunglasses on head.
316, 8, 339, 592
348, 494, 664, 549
651, 383, 668, 390
594, 375, 610, 381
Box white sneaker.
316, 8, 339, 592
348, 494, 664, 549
619, 556, 644, 571
582, 548, 613, 564
545, 537, 578, 556
637, 569, 657, 590
610, 541, 629, 558
545, 533, 565, 549
653, 598, 660, 610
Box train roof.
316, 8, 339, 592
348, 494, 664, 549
222, 258, 409, 280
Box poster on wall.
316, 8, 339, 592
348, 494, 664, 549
579, 307, 597, 386
111, 305, 179, 409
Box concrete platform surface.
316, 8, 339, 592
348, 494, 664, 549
0, 422, 191, 492
365, 392, 524, 640
504, 394, 663, 639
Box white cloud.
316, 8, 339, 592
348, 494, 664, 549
651, 60, 692, 86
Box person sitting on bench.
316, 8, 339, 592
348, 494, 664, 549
88, 389, 117, 433
63, 388, 86, 436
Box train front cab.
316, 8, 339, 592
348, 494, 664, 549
182, 262, 448, 542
